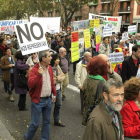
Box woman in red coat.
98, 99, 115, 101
120, 77, 140, 139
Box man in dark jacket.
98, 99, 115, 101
64, 35, 71, 65
121, 45, 140, 83
51, 35, 60, 50
83, 79, 124, 140
55, 40, 65, 53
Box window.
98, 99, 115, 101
120, 2, 123, 10
127, 2, 130, 11
126, 14, 130, 23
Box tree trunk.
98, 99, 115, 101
64, 22, 68, 31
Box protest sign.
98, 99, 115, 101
128, 25, 137, 34
30, 17, 61, 34
103, 28, 112, 37
15, 22, 48, 55
96, 35, 101, 44
90, 20, 94, 28
89, 13, 122, 32
94, 19, 100, 27
129, 43, 133, 55
84, 29, 91, 48
122, 32, 129, 41
137, 65, 140, 78
108, 52, 124, 63
0, 20, 27, 32
71, 41, 79, 62
71, 31, 79, 42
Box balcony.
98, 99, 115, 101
100, 0, 111, 4
88, 2, 98, 6
118, 7, 131, 14
100, 9, 110, 15
119, 0, 130, 2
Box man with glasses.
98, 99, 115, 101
121, 45, 140, 83
83, 79, 124, 140
98, 54, 122, 82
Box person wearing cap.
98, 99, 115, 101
1, 47, 16, 102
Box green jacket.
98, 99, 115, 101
83, 102, 124, 140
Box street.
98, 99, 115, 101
0, 65, 85, 140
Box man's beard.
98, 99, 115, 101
106, 98, 123, 112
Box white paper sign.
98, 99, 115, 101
122, 32, 128, 41
129, 43, 133, 55
30, 17, 61, 34
103, 28, 112, 37
128, 25, 137, 34
136, 65, 140, 78
15, 22, 49, 55
108, 52, 124, 63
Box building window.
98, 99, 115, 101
126, 14, 130, 23
120, 2, 123, 10
127, 2, 130, 11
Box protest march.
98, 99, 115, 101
0, 10, 140, 140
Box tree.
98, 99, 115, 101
0, 0, 53, 20
53, 0, 90, 31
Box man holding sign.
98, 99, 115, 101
24, 50, 57, 140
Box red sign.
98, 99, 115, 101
71, 32, 79, 42
108, 18, 118, 21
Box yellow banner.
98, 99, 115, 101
84, 29, 91, 48
96, 35, 101, 44
94, 19, 99, 27
71, 41, 80, 63
90, 19, 94, 28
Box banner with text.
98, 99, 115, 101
0, 20, 27, 32
15, 22, 48, 55
89, 13, 122, 32
108, 52, 124, 63
30, 17, 61, 34
128, 25, 137, 34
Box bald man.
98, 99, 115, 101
59, 48, 69, 100
75, 52, 92, 114
98, 54, 122, 82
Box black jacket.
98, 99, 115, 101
64, 39, 71, 53
121, 56, 140, 83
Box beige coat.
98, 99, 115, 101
75, 60, 87, 88
53, 65, 65, 89
1, 55, 16, 83
99, 42, 109, 55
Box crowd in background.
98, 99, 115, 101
0, 30, 140, 140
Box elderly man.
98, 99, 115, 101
59, 47, 69, 100
75, 52, 92, 113
99, 37, 109, 55
98, 54, 122, 82
83, 79, 124, 140
24, 50, 56, 140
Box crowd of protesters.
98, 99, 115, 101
0, 30, 140, 140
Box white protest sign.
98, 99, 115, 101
122, 32, 129, 41
129, 43, 133, 55
128, 25, 137, 34
30, 17, 61, 34
89, 13, 122, 32
15, 22, 49, 55
108, 52, 124, 63
103, 28, 112, 37
136, 65, 140, 78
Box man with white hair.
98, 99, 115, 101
83, 79, 124, 140
59, 47, 69, 100
75, 52, 92, 114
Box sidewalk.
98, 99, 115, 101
0, 120, 15, 140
